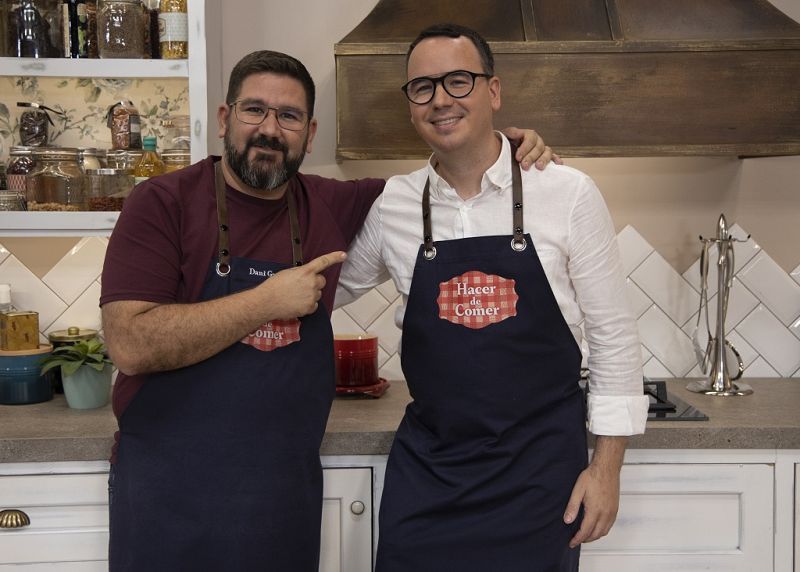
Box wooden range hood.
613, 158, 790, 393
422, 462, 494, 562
334, 0, 800, 159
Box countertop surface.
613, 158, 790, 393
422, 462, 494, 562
1, 378, 798, 463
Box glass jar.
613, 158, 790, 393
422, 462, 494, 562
0, 191, 26, 211
77, 147, 103, 171
26, 148, 87, 211
85, 167, 133, 210
98, 0, 144, 58
158, 0, 186, 59
161, 148, 190, 172
6, 146, 37, 196
11, 0, 54, 58
62, 0, 89, 58
84, 0, 98, 58
161, 114, 190, 149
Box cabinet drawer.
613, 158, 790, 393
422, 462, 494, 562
581, 463, 773, 572
0, 473, 109, 566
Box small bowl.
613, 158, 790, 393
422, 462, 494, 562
0, 345, 54, 405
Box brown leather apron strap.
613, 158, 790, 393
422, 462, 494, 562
214, 162, 232, 276
285, 186, 304, 266
422, 178, 436, 260
421, 145, 525, 260
213, 161, 304, 276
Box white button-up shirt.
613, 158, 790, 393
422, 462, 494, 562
337, 135, 648, 436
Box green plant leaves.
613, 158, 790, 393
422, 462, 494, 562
39, 337, 113, 377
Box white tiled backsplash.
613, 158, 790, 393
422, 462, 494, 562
1, 225, 799, 380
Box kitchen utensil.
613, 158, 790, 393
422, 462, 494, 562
687, 214, 751, 396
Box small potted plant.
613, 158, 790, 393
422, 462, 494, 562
40, 337, 113, 409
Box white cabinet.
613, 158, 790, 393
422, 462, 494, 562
795, 463, 799, 572
320, 467, 373, 572
0, 461, 374, 571
0, 462, 109, 571
0, 0, 218, 238
581, 462, 774, 572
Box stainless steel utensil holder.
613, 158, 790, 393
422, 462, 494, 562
687, 214, 753, 396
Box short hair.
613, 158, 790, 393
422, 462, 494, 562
225, 50, 316, 117
406, 23, 495, 76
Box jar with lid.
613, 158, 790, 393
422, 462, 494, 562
6, 146, 37, 197
158, 0, 186, 59
62, 0, 89, 58
77, 147, 104, 171
97, 0, 144, 58
47, 327, 98, 393
161, 114, 190, 149
161, 148, 190, 172
86, 167, 133, 210
0, 191, 26, 211
26, 148, 87, 211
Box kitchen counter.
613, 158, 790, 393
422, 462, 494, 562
1, 378, 798, 463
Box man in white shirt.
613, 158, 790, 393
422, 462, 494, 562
337, 23, 648, 572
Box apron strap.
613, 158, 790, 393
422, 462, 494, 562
214, 162, 232, 276
421, 143, 526, 260
510, 155, 527, 252
422, 178, 436, 260
213, 161, 305, 276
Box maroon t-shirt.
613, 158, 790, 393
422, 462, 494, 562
101, 156, 384, 448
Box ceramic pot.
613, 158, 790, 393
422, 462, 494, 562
62, 365, 112, 409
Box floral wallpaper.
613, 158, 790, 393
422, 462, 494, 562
0, 76, 189, 163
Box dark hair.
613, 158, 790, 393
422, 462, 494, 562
226, 50, 316, 117
406, 23, 494, 76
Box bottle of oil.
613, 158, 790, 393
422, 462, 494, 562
158, 0, 186, 59
132, 135, 165, 185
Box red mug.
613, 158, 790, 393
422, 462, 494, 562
334, 334, 378, 387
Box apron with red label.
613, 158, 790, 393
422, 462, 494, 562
375, 152, 587, 572
109, 163, 334, 571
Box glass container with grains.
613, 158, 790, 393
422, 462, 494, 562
26, 148, 87, 211
158, 0, 186, 59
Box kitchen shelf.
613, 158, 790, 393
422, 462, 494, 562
0, 212, 119, 237
0, 57, 189, 79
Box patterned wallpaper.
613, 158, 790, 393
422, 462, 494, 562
0, 76, 189, 162
1, 225, 798, 382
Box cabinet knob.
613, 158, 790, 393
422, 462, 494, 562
350, 501, 366, 516
0, 509, 31, 529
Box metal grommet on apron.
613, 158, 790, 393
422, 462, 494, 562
110, 160, 334, 572
377, 146, 586, 572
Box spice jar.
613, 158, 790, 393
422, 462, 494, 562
7, 146, 37, 196
107, 100, 142, 149
161, 148, 190, 172
85, 167, 133, 210
26, 148, 87, 211
97, 0, 145, 59
158, 0, 186, 59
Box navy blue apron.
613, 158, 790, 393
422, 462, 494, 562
109, 163, 334, 571
376, 152, 587, 571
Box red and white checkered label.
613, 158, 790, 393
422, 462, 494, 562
437, 271, 518, 329
240, 319, 301, 351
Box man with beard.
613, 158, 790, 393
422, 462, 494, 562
100, 50, 553, 571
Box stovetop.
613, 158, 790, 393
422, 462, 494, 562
644, 379, 708, 421
580, 373, 709, 422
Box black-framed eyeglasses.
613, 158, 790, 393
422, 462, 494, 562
401, 70, 492, 105
229, 100, 309, 131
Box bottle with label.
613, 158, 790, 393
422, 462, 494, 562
132, 135, 165, 185
61, 0, 88, 58
158, 0, 186, 59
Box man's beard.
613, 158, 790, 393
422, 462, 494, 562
224, 132, 306, 191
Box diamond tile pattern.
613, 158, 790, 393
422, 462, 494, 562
1, 223, 798, 379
